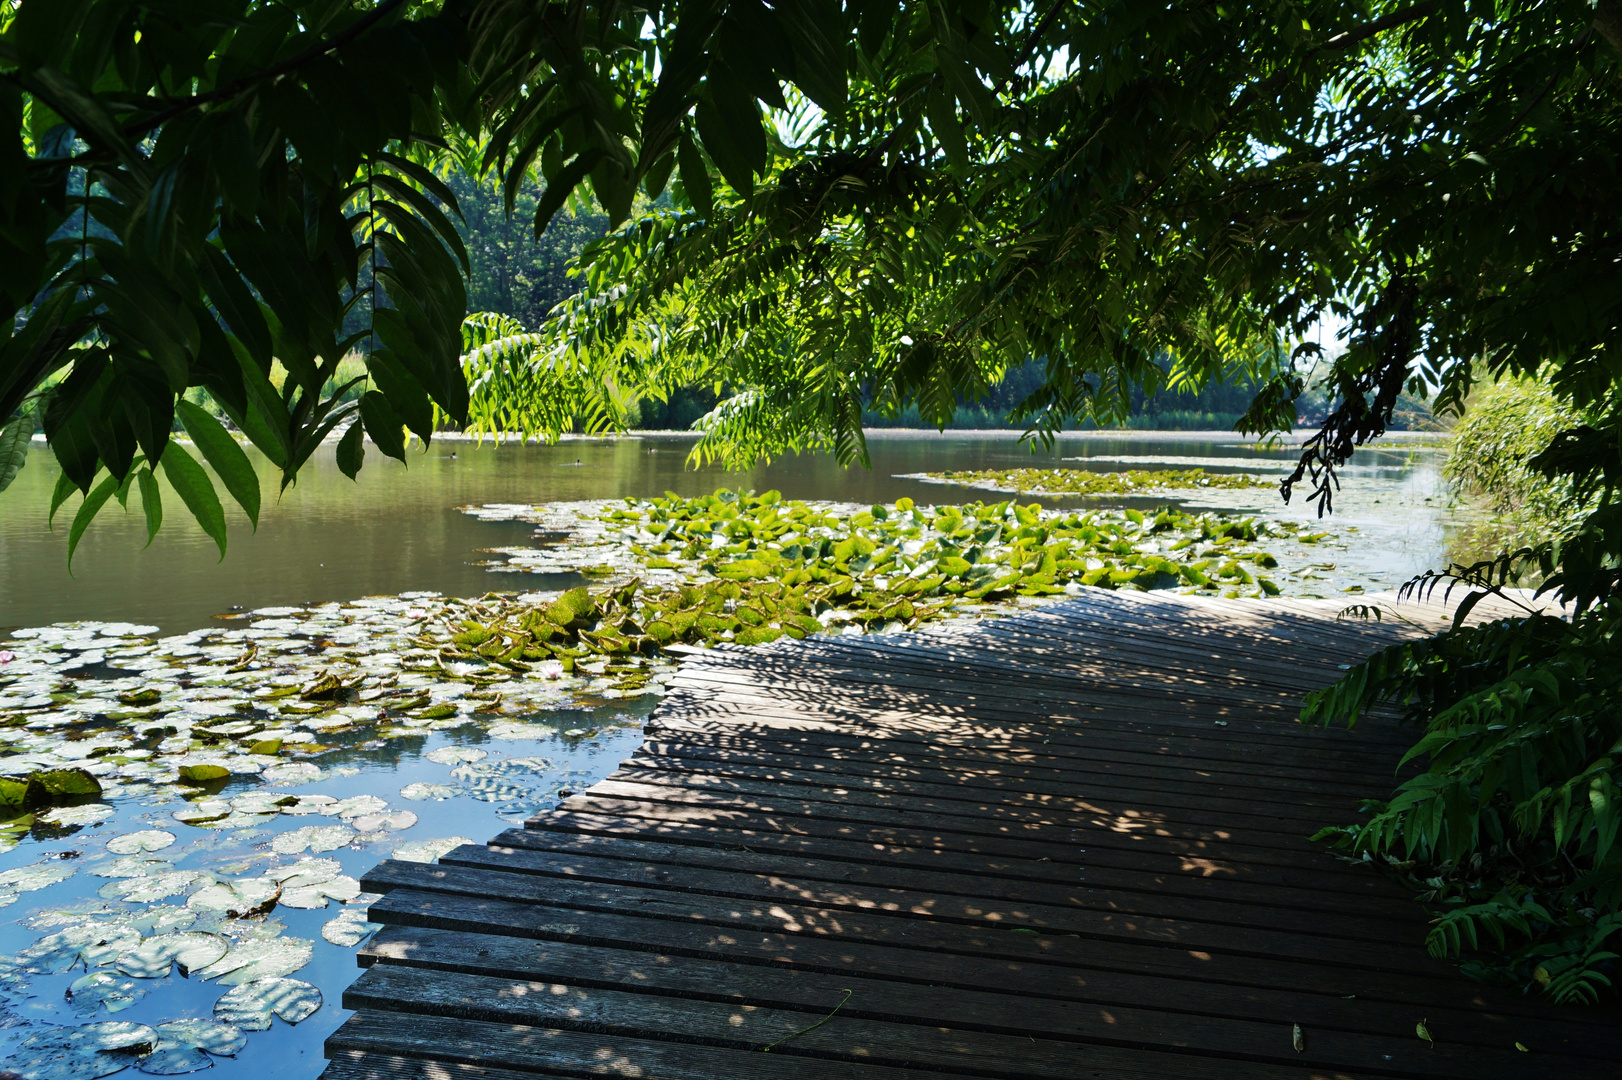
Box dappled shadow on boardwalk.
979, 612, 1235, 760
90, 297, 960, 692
325, 589, 1618, 1080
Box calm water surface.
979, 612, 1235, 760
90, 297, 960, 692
0, 429, 1450, 1078
0, 430, 1448, 636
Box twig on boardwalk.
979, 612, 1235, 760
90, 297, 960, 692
760, 990, 853, 1052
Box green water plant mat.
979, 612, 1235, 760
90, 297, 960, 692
0, 490, 1318, 806
920, 467, 1269, 497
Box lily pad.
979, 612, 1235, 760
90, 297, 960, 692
134, 1020, 245, 1075
392, 836, 474, 864
269, 824, 354, 855
320, 907, 382, 947
91, 857, 174, 879
398, 783, 456, 801
106, 830, 177, 855
99, 872, 208, 904
115, 932, 229, 978
276, 794, 339, 816
351, 810, 416, 832
211, 977, 322, 1030
67, 971, 148, 1016
268, 860, 360, 909
425, 747, 487, 765
0, 859, 77, 894
171, 802, 231, 826
185, 878, 279, 917
40, 803, 115, 826
19, 924, 145, 973
177, 765, 229, 784
193, 936, 314, 985
10, 1021, 157, 1080
261, 763, 321, 785
325, 795, 388, 820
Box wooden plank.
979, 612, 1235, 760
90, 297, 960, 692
358, 926, 1612, 1075
626, 744, 1395, 849
360, 860, 1449, 983
564, 775, 1393, 881
343, 958, 1572, 1080
326, 1013, 948, 1080
482, 827, 1426, 939
519, 806, 1426, 921
540, 792, 1411, 914
361, 888, 1562, 1021
326, 589, 1611, 1080
441, 838, 1419, 950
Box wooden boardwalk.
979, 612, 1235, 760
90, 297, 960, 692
323, 589, 1617, 1080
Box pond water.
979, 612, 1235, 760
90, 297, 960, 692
0, 429, 1451, 1079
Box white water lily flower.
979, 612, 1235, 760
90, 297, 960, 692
212, 977, 322, 1030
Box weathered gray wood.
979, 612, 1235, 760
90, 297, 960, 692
342, 958, 1565, 1079
361, 926, 1617, 1063
476, 827, 1421, 939
324, 589, 1613, 1080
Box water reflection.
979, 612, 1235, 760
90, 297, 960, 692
0, 431, 1448, 637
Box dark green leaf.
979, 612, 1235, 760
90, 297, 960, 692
49, 471, 76, 526
358, 390, 407, 462
176, 400, 261, 529
160, 442, 228, 560
66, 471, 118, 572
534, 150, 605, 238
926, 80, 969, 174
336, 419, 365, 479
0, 411, 31, 494
136, 466, 162, 548
677, 126, 714, 218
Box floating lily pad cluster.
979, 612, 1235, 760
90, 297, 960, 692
0, 598, 674, 811
463, 490, 1315, 645
917, 467, 1270, 497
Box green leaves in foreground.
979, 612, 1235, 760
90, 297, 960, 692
1303, 604, 1622, 1003
58, 432, 250, 566
0, 409, 32, 494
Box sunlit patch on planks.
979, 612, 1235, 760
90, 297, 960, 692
324, 588, 1617, 1080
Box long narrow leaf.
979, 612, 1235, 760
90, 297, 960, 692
136, 466, 162, 549
176, 400, 261, 528
66, 471, 119, 572
160, 442, 228, 559
0, 411, 30, 493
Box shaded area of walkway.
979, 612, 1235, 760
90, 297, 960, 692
324, 589, 1617, 1079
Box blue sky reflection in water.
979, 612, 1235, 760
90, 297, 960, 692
0, 431, 1452, 1078
0, 703, 650, 1078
